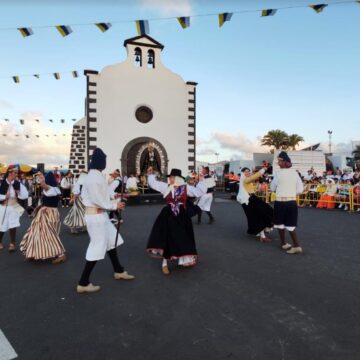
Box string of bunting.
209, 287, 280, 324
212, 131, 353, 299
7, 71, 80, 84
1, 118, 78, 124
0, 132, 72, 139
2, 1, 358, 38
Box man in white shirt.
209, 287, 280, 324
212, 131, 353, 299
77, 148, 134, 294
0, 166, 29, 252
271, 152, 304, 254
125, 174, 138, 192
60, 171, 73, 207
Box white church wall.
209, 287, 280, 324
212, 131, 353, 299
69, 35, 196, 177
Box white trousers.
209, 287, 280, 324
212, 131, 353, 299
0, 204, 21, 232
197, 193, 213, 212
84, 213, 124, 261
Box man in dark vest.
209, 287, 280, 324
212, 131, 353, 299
0, 165, 29, 252
108, 169, 123, 224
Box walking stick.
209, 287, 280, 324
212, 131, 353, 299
1, 191, 10, 226
114, 178, 125, 248
1, 201, 9, 226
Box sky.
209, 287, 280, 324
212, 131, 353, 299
0, 0, 359, 166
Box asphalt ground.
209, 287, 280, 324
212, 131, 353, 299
0, 195, 359, 360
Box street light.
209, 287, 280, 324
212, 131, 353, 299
215, 152, 219, 163
327, 130, 333, 155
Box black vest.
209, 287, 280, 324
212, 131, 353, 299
42, 194, 59, 208
114, 179, 123, 194
0, 179, 20, 195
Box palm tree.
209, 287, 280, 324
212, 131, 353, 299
261, 129, 289, 150
287, 134, 304, 150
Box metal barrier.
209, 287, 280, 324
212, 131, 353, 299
215, 180, 359, 213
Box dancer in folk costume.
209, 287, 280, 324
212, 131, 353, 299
270, 151, 304, 254
20, 172, 66, 264
64, 171, 87, 233
0, 166, 29, 252
146, 166, 207, 275
77, 148, 134, 294
197, 166, 216, 224
237, 166, 273, 242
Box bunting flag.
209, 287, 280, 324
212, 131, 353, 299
20, 119, 24, 125
261, 9, 278, 17
55, 25, 73, 37
12, 76, 20, 83
95, 22, 112, 32
219, 13, 233, 27
33, 74, 40, 79
309, 4, 328, 13
4, 119, 9, 122
53, 73, 60, 80
25, 135, 29, 138
35, 135, 39, 138
49, 119, 53, 122
35, 119, 40, 122
18, 27, 34, 37
177, 17, 190, 29
60, 119, 65, 123
135, 20, 150, 35
72, 71, 78, 78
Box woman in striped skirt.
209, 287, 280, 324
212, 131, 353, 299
64, 171, 87, 233
20, 172, 66, 264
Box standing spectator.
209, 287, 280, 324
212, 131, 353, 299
60, 171, 73, 207
125, 174, 138, 193
53, 167, 62, 186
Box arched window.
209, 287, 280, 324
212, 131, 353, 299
134, 47, 142, 67
147, 49, 155, 69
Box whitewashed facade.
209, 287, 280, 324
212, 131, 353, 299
68, 35, 197, 176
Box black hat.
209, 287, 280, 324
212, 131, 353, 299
167, 168, 184, 179
89, 148, 107, 170
278, 151, 291, 163
45, 172, 57, 187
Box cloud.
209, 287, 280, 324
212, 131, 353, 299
196, 146, 217, 156
0, 99, 14, 110
0, 112, 71, 167
210, 132, 264, 157
318, 140, 360, 155
139, 0, 192, 15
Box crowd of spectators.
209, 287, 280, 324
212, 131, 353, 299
223, 166, 360, 212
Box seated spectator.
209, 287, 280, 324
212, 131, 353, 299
353, 182, 360, 212
337, 179, 352, 211
317, 179, 337, 209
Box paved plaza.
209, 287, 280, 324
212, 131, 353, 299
0, 195, 359, 360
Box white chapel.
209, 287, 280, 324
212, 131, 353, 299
68, 35, 197, 176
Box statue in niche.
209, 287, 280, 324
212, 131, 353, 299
141, 143, 161, 175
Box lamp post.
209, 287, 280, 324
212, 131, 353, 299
215, 152, 219, 163
327, 130, 333, 155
